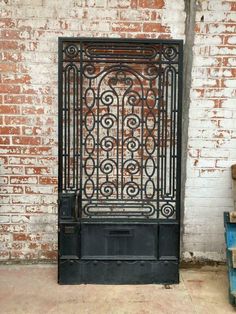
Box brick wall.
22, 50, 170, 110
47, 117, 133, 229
183, 0, 236, 261
0, 0, 235, 263
0, 0, 185, 262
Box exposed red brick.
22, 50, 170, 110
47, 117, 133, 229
143, 23, 168, 33
12, 136, 41, 146
1, 29, 20, 39
0, 84, 20, 94
0, 40, 19, 50
0, 105, 20, 114
4, 116, 31, 125
4, 95, 34, 104
13, 233, 28, 241
0, 127, 21, 135
138, 0, 164, 8
0, 18, 16, 28
0, 63, 17, 73
39, 177, 58, 185
0, 137, 10, 145
25, 166, 51, 175
39, 250, 57, 260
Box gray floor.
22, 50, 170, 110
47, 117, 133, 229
0, 264, 235, 313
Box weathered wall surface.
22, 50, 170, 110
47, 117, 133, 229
0, 0, 235, 262
183, 0, 236, 261
0, 0, 185, 261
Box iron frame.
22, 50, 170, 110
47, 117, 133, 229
58, 37, 183, 284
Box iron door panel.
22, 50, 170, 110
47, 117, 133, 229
58, 37, 183, 284
80, 223, 158, 260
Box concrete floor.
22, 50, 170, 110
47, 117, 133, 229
0, 265, 235, 314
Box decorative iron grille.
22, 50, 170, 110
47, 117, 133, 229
58, 38, 182, 220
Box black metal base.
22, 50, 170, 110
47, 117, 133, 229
58, 260, 179, 285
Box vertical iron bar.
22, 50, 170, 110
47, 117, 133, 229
73, 66, 76, 189
176, 43, 183, 223
79, 41, 83, 215
58, 38, 63, 193
64, 63, 67, 190
67, 67, 71, 189
76, 64, 79, 191
169, 68, 173, 197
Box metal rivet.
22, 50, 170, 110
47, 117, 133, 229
117, 261, 121, 266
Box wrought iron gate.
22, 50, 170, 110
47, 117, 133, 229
58, 37, 183, 284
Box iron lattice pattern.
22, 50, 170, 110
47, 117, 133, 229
59, 39, 182, 220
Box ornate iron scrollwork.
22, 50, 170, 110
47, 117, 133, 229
59, 39, 182, 220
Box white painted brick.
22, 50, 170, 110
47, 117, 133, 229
192, 67, 208, 78
185, 177, 231, 188
208, 1, 231, 11
216, 159, 236, 168
228, 36, 236, 45
188, 119, 218, 129
0, 205, 25, 213
200, 168, 231, 178
184, 221, 224, 235
221, 98, 236, 106
210, 46, 236, 56
207, 89, 235, 98
185, 187, 232, 198
194, 35, 222, 45
11, 215, 30, 223
226, 58, 236, 66
230, 149, 236, 159
188, 138, 218, 148
188, 128, 203, 138
185, 196, 233, 207
0, 216, 10, 223
191, 78, 218, 88
208, 23, 236, 34
81, 21, 110, 32
11, 0, 43, 6
191, 99, 217, 108
200, 149, 229, 158
29, 215, 57, 224
223, 79, 236, 88
196, 11, 236, 23
193, 46, 210, 57
210, 68, 232, 78
192, 55, 219, 67
184, 206, 232, 218
193, 158, 216, 168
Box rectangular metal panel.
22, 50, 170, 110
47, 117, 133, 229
59, 260, 179, 284
59, 223, 80, 259
59, 193, 76, 220
159, 223, 179, 260
81, 223, 158, 260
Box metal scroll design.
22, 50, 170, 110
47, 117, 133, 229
60, 41, 181, 220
